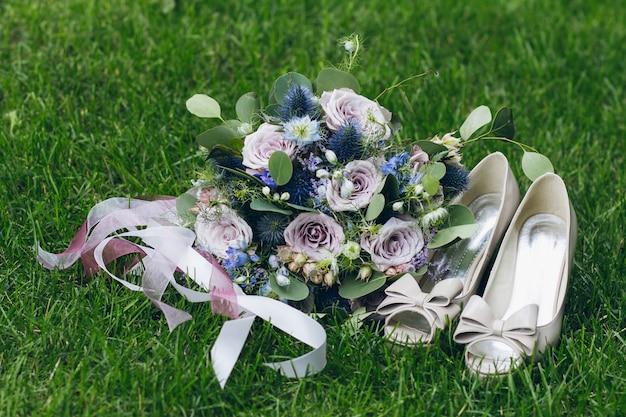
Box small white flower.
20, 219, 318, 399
414, 184, 424, 195
280, 192, 290, 201
268, 255, 279, 269
343, 40, 355, 52
392, 201, 404, 212
316, 169, 330, 179
237, 122, 253, 135
275, 273, 291, 287
341, 241, 361, 260
340, 179, 355, 198
283, 115, 322, 146
325, 149, 338, 165
235, 276, 247, 284
262, 186, 271, 196
421, 207, 449, 228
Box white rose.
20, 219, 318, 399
195, 205, 253, 259
326, 160, 383, 211
241, 123, 297, 174
320, 88, 392, 141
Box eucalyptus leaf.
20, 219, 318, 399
268, 151, 293, 186
425, 162, 446, 180
338, 271, 386, 299
269, 275, 310, 301
285, 202, 319, 213
250, 199, 293, 215
235, 92, 260, 123
315, 68, 361, 93
175, 192, 198, 222
365, 193, 385, 221
422, 174, 439, 195
447, 204, 476, 226
459, 105, 492, 140
186, 94, 221, 119
273, 72, 313, 104
196, 125, 239, 150
427, 223, 480, 248
491, 107, 515, 140
522, 152, 554, 181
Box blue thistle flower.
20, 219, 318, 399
279, 167, 316, 206
327, 120, 363, 163
279, 85, 319, 122
254, 212, 289, 247
440, 162, 470, 198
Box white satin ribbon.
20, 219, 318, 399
37, 197, 327, 388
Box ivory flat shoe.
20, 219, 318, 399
453, 172, 577, 375
377, 152, 520, 345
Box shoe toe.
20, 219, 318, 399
465, 338, 524, 375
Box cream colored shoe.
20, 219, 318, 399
377, 152, 520, 345
453, 172, 577, 375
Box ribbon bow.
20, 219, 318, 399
453, 295, 538, 354
377, 274, 464, 326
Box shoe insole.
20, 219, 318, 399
422, 193, 502, 292
503, 213, 567, 326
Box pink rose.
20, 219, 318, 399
410, 145, 430, 173
326, 159, 383, 212
361, 217, 424, 271
320, 88, 392, 141
284, 213, 345, 261
195, 204, 253, 259
241, 123, 297, 174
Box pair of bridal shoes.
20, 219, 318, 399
377, 152, 520, 344
452, 171, 577, 375
377, 153, 577, 376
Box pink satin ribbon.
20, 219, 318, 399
37, 197, 327, 388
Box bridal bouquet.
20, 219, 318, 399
179, 41, 521, 312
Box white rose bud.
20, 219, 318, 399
357, 265, 372, 281
262, 186, 271, 196
340, 179, 355, 198
392, 201, 404, 212
316, 169, 330, 179
323, 271, 337, 286
275, 273, 291, 287
280, 192, 290, 201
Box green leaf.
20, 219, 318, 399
315, 68, 361, 93
421, 174, 439, 195
459, 105, 492, 140
273, 72, 313, 104
285, 202, 319, 213
186, 94, 221, 119
268, 151, 293, 186
447, 204, 476, 226
196, 125, 239, 150
365, 193, 385, 221
175, 193, 197, 223
269, 275, 309, 301
249, 199, 293, 215
424, 162, 446, 180
380, 174, 400, 201
427, 224, 480, 248
235, 92, 259, 123
522, 152, 554, 181
491, 107, 515, 140
338, 271, 387, 299
413, 140, 448, 158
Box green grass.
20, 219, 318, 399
2, 0, 625, 415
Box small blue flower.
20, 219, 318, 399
327, 120, 363, 163
380, 152, 410, 176
279, 84, 319, 121
254, 170, 276, 188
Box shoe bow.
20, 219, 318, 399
377, 274, 464, 325
453, 295, 539, 354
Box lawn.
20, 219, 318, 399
1, 0, 625, 415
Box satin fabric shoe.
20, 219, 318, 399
377, 152, 520, 345
453, 172, 577, 375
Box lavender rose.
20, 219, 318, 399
195, 204, 253, 259
326, 159, 383, 211
361, 217, 425, 271
241, 123, 297, 174
320, 88, 392, 141
284, 212, 345, 261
